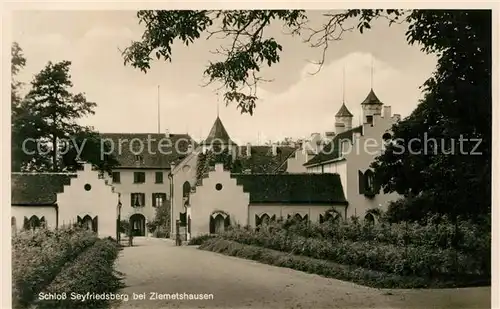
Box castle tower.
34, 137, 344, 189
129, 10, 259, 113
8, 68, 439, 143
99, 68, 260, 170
361, 88, 383, 126
202, 116, 237, 160
335, 103, 353, 134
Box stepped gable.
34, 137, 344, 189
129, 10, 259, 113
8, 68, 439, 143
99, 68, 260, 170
11, 173, 77, 206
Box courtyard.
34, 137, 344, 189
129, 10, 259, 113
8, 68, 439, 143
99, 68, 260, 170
114, 237, 490, 309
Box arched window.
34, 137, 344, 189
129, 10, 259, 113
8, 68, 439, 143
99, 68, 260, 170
24, 215, 42, 230
183, 181, 191, 206
364, 213, 375, 225
81, 215, 93, 230
320, 210, 341, 224
260, 213, 271, 226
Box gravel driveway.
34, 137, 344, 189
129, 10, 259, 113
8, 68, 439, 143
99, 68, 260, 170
114, 237, 490, 309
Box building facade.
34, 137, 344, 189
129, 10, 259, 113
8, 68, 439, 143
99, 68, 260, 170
303, 88, 401, 219
11, 164, 120, 238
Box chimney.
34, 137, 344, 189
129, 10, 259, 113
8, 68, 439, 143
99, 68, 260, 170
165, 129, 170, 137
170, 162, 176, 172
383, 106, 392, 119
272, 143, 277, 156
187, 144, 193, 153
393, 114, 401, 122
310, 133, 321, 143
246, 143, 251, 157
83, 163, 92, 172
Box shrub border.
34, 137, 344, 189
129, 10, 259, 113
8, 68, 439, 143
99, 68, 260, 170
199, 238, 490, 289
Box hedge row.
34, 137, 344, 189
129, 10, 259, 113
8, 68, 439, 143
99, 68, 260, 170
218, 227, 486, 278
199, 238, 487, 289
35, 238, 124, 309
280, 215, 490, 255
188, 234, 217, 246
12, 227, 99, 309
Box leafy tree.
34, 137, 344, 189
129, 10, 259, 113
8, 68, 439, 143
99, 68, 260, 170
147, 203, 171, 238
13, 60, 119, 172
11, 42, 26, 108
371, 10, 491, 221
11, 42, 35, 172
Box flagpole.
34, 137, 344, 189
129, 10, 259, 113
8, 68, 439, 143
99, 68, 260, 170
157, 85, 161, 134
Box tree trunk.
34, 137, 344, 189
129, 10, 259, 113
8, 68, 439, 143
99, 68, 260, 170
52, 134, 58, 171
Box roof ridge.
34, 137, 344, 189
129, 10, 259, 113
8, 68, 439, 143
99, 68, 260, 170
361, 88, 383, 105
335, 103, 354, 117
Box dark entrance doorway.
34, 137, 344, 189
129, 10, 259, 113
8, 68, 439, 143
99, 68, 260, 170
130, 214, 146, 236
209, 212, 230, 234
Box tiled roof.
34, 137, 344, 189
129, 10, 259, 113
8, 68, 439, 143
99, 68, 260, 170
304, 126, 363, 166
100, 133, 195, 168
231, 173, 347, 204
202, 117, 236, 146
335, 103, 353, 117
236, 146, 296, 174
361, 88, 383, 105
11, 173, 76, 205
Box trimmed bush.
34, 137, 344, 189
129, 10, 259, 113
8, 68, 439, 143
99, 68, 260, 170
188, 234, 217, 245
199, 238, 435, 288
35, 238, 124, 309
201, 238, 489, 289
12, 227, 99, 309
217, 224, 488, 279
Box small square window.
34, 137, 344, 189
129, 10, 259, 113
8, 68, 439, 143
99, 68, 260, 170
134, 172, 146, 183
155, 172, 163, 184
112, 172, 120, 183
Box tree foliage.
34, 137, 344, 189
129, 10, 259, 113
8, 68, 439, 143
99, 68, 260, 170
371, 10, 491, 221
11, 54, 119, 172
147, 203, 171, 237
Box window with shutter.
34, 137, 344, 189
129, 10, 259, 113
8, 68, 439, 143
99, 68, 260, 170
152, 193, 166, 207
155, 172, 163, 183
131, 193, 145, 207
112, 172, 120, 183
358, 170, 365, 194
134, 172, 145, 183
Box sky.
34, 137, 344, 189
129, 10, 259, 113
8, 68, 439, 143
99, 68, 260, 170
12, 10, 437, 144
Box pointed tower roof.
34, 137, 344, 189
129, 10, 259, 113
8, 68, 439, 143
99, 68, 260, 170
361, 88, 383, 105
335, 103, 353, 117
202, 116, 236, 146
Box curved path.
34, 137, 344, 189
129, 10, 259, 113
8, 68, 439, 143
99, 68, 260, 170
114, 237, 490, 309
